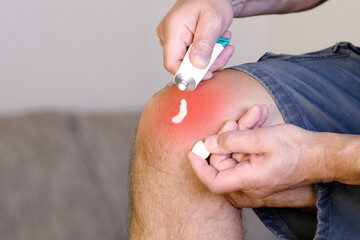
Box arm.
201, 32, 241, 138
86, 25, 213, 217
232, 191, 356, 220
233, 0, 327, 17
157, 0, 327, 76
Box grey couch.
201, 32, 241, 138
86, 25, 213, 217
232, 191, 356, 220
0, 112, 277, 240
0, 113, 139, 240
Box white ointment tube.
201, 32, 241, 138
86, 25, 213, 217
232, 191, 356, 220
192, 141, 210, 159
175, 36, 230, 91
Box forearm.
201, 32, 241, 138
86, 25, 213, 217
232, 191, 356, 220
311, 132, 360, 185
233, 0, 327, 18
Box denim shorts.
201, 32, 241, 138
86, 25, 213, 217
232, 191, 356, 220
229, 42, 360, 240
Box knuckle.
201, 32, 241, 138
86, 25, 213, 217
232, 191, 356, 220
206, 10, 230, 33
202, 9, 222, 25
214, 14, 226, 27
194, 38, 213, 52
218, 132, 236, 151
155, 24, 162, 38
249, 131, 264, 150
163, 60, 173, 73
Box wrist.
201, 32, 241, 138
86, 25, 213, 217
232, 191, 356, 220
310, 132, 360, 184
231, 0, 246, 17
308, 132, 337, 183
331, 134, 360, 184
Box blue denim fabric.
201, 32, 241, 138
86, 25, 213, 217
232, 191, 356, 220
229, 42, 360, 240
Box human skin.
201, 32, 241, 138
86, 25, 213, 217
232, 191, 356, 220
189, 122, 360, 199
138, 75, 235, 146
156, 0, 327, 76
129, 70, 316, 239
155, 0, 331, 209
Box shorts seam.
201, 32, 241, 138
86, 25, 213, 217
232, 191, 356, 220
279, 51, 350, 63
315, 184, 331, 240
326, 196, 332, 239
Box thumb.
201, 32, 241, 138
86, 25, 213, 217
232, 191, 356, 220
204, 129, 265, 154
189, 14, 224, 69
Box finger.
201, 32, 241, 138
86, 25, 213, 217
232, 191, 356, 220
227, 105, 263, 160
195, 31, 233, 80
190, 13, 225, 69
209, 120, 238, 170
231, 153, 250, 163
209, 162, 259, 194
188, 151, 220, 188
222, 30, 232, 39
254, 105, 269, 129
231, 105, 269, 159
159, 16, 194, 74
238, 105, 268, 130
206, 44, 235, 74
205, 129, 266, 154
189, 151, 253, 194
217, 120, 238, 133
202, 71, 213, 80
210, 156, 238, 171
163, 37, 189, 75
238, 105, 261, 130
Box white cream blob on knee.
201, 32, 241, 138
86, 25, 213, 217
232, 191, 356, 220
172, 99, 188, 124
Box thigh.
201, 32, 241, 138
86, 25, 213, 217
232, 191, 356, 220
229, 42, 360, 240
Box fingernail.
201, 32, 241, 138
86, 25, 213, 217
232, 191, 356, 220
202, 71, 213, 80
204, 136, 218, 151
192, 141, 210, 159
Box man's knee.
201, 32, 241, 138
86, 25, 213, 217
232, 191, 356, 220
134, 69, 283, 171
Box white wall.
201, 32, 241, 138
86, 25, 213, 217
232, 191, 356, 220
227, 0, 360, 65
0, 0, 359, 115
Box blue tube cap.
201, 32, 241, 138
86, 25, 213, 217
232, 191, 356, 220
216, 36, 231, 48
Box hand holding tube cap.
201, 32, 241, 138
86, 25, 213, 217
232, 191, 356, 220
175, 36, 230, 91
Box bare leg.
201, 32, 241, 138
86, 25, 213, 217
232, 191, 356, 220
129, 69, 315, 239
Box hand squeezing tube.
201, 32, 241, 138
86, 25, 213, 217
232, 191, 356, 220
175, 36, 230, 91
